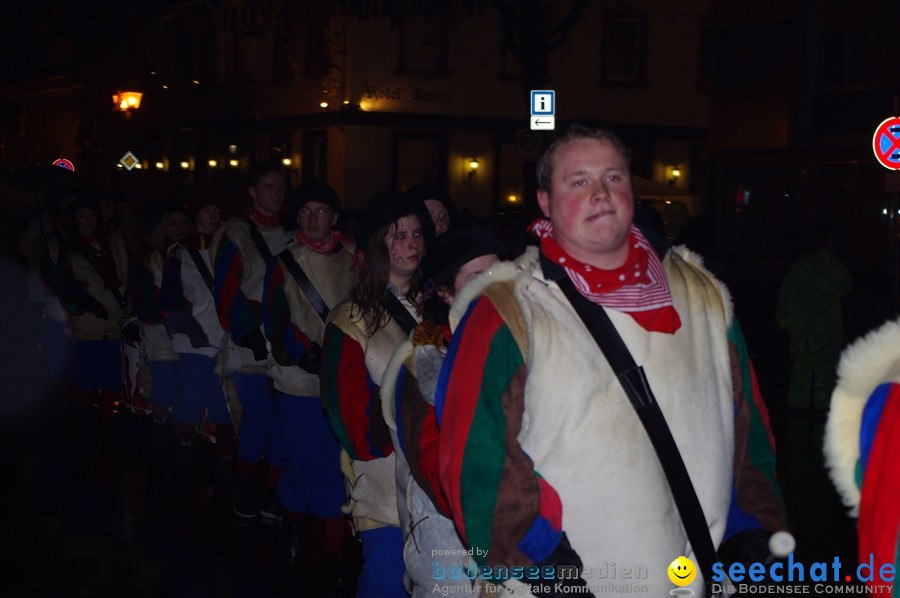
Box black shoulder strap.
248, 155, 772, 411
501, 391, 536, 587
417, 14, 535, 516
541, 253, 718, 594
385, 292, 418, 336
80, 242, 128, 310
277, 248, 330, 323
186, 246, 215, 294
248, 224, 275, 263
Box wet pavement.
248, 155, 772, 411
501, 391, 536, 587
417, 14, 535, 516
0, 402, 359, 598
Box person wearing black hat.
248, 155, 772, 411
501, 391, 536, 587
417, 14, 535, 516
191, 188, 224, 248
260, 180, 355, 579
211, 161, 293, 520
53, 194, 130, 438
380, 227, 506, 597
321, 191, 433, 598
406, 183, 462, 237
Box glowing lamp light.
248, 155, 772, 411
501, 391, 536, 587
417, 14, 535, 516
320, 101, 329, 109
666, 165, 682, 185
507, 195, 518, 203
282, 158, 292, 167
112, 91, 143, 111
208, 159, 218, 168
155, 162, 165, 170
180, 161, 190, 170
467, 158, 480, 179
229, 159, 239, 168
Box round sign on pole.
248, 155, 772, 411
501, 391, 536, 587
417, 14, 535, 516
52, 158, 75, 171
873, 117, 900, 170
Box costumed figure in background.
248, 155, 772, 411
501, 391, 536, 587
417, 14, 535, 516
777, 228, 852, 410
321, 192, 433, 598
156, 195, 234, 498
261, 181, 355, 589
52, 194, 130, 438
381, 227, 507, 597
212, 161, 293, 520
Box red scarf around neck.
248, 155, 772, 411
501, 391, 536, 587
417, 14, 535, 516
529, 219, 681, 334
296, 229, 347, 254
250, 209, 280, 229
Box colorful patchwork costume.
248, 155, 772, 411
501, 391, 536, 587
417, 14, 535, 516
824, 317, 900, 595
436, 244, 785, 596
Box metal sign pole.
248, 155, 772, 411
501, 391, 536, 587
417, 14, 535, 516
892, 191, 899, 315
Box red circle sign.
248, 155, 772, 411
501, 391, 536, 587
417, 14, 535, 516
53, 158, 75, 171
873, 117, 900, 170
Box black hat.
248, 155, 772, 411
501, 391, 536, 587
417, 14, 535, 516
406, 183, 462, 233
290, 180, 342, 212
190, 186, 225, 215
65, 194, 101, 219
355, 191, 435, 252
283, 180, 342, 231
427, 227, 507, 287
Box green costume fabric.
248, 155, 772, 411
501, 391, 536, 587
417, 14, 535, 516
777, 251, 852, 409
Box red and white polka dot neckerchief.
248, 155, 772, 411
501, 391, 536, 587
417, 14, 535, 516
529, 219, 681, 334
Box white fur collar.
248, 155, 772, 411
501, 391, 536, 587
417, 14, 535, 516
824, 317, 900, 516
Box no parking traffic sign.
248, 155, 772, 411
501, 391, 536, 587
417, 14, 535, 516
873, 117, 900, 170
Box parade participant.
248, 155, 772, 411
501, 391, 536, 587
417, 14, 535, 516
130, 204, 188, 456
35, 187, 80, 394
212, 161, 292, 519
824, 316, 900, 596
381, 227, 506, 596
406, 184, 462, 237
322, 192, 433, 598
155, 194, 233, 498
52, 194, 130, 437
777, 228, 853, 411
261, 181, 355, 582
435, 124, 785, 596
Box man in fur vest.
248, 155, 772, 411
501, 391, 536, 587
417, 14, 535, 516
261, 181, 355, 586
435, 124, 786, 597
212, 161, 293, 520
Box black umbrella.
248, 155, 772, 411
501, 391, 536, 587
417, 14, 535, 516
2, 162, 90, 193
0, 163, 91, 221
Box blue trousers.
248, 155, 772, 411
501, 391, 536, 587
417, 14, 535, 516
70, 338, 121, 391
171, 353, 230, 425
272, 391, 345, 517
357, 526, 406, 598
232, 371, 287, 466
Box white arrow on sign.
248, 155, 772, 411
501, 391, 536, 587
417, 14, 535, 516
530, 116, 556, 131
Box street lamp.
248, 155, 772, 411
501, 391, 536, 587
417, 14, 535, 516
112, 91, 143, 115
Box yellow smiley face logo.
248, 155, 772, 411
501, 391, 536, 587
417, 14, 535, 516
667, 556, 697, 586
